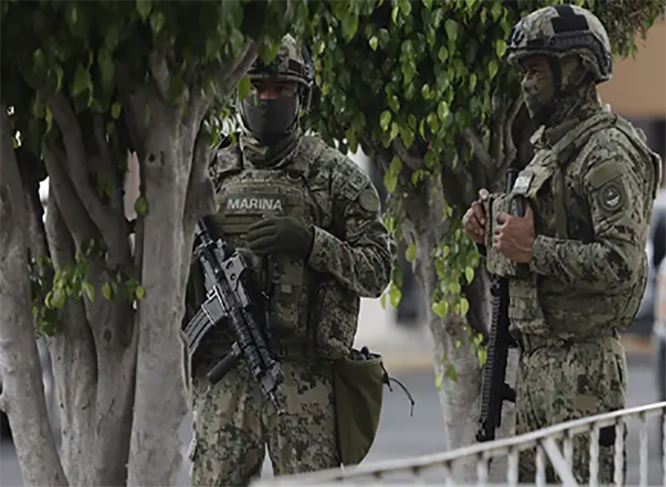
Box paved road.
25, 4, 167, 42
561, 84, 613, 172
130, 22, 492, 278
1, 355, 663, 486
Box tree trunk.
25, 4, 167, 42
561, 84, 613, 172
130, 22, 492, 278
0, 104, 68, 487
43, 136, 138, 487
127, 110, 192, 486
408, 206, 482, 481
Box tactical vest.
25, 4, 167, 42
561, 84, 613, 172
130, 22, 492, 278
208, 137, 328, 348
491, 112, 662, 340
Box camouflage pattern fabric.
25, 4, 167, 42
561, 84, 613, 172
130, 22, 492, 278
186, 131, 393, 482
516, 336, 627, 484
188, 358, 339, 487
494, 5, 663, 482
508, 92, 660, 484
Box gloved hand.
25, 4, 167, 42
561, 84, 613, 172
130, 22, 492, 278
245, 216, 314, 258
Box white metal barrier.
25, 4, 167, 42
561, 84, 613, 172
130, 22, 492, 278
254, 401, 666, 487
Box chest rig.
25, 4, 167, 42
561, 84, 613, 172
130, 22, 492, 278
210, 136, 326, 343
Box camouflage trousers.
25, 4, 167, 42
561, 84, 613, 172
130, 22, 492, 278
188, 357, 340, 487
515, 335, 628, 484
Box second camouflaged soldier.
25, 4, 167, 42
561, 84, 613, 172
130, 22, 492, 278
186, 34, 393, 486
463, 4, 662, 484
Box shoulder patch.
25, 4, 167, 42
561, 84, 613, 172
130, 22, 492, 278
358, 186, 380, 213
586, 160, 623, 189
597, 179, 626, 213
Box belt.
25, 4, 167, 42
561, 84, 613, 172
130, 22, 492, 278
515, 334, 566, 353
515, 330, 619, 354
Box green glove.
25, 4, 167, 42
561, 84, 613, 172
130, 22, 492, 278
245, 216, 314, 258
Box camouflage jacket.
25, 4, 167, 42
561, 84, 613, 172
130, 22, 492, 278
487, 110, 662, 339
186, 133, 394, 362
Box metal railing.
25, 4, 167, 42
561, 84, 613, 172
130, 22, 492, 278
254, 401, 666, 487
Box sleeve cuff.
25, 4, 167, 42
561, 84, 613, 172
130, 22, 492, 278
528, 235, 553, 275
307, 225, 336, 273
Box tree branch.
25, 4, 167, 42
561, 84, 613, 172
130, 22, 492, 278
115, 65, 150, 157
464, 127, 493, 171
216, 40, 259, 95
392, 138, 423, 171
91, 115, 131, 267
47, 93, 116, 247
184, 122, 215, 226
42, 142, 98, 246
148, 48, 172, 103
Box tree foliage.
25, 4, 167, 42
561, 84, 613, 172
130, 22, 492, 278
303, 0, 664, 371
0, 1, 341, 486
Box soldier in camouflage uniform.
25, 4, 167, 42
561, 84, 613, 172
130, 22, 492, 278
186, 34, 393, 487
463, 4, 662, 484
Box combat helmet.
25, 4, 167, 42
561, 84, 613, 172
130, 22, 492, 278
506, 4, 613, 84
246, 33, 314, 110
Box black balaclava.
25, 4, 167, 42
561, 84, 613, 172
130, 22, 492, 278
239, 88, 302, 167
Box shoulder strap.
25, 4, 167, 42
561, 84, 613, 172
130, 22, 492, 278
550, 112, 616, 239
209, 136, 243, 190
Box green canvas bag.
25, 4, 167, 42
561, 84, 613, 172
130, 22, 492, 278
333, 347, 414, 466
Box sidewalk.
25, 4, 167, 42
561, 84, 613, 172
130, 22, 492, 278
354, 297, 657, 373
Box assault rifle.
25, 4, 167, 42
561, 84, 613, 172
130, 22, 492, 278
476, 169, 524, 443
184, 217, 285, 414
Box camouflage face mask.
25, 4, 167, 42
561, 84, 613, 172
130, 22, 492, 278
521, 70, 555, 125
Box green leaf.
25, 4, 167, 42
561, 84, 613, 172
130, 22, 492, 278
72, 64, 91, 97
406, 242, 417, 263
390, 121, 399, 140
102, 282, 114, 302
341, 14, 359, 41
389, 284, 401, 309
83, 282, 95, 301
435, 370, 444, 390
495, 39, 507, 58
51, 287, 66, 308
380, 110, 391, 132
238, 76, 252, 100
149, 10, 165, 37
477, 348, 487, 367
488, 59, 499, 80
135, 196, 149, 215
437, 46, 448, 63
465, 266, 474, 284
491, 1, 503, 21
380, 292, 387, 309
437, 101, 449, 122
432, 300, 449, 318
455, 339, 461, 350
369, 36, 378, 51
469, 73, 478, 91
98, 46, 114, 91
446, 363, 458, 383
423, 0, 433, 9
111, 102, 122, 120
136, 0, 152, 21
460, 297, 469, 316
135, 285, 146, 300
444, 19, 458, 42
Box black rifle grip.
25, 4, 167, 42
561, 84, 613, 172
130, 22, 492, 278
207, 344, 241, 385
